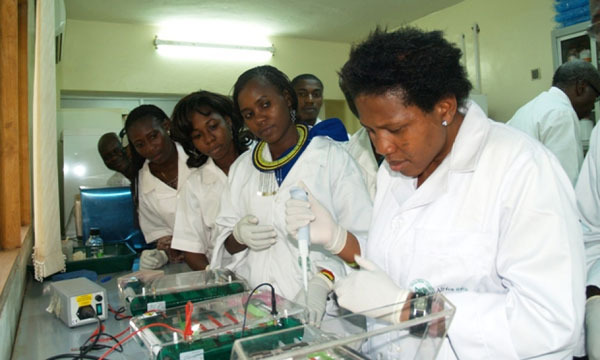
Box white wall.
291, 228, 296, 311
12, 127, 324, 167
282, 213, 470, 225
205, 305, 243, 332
57, 20, 352, 100
410, 0, 558, 122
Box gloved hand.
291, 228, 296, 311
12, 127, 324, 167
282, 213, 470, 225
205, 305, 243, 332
587, 296, 600, 359
294, 273, 333, 325
334, 255, 409, 324
233, 215, 277, 251
285, 182, 347, 254
140, 249, 169, 270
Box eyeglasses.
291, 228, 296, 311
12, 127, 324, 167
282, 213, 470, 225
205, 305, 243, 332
587, 22, 600, 41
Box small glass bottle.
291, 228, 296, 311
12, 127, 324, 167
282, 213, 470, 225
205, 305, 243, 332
85, 228, 104, 258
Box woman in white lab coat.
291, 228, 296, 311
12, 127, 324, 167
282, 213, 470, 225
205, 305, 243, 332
169, 91, 252, 270
211, 65, 372, 322
332, 27, 585, 359
125, 104, 191, 269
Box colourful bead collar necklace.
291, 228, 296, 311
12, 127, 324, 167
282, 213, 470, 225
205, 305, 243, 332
252, 124, 308, 172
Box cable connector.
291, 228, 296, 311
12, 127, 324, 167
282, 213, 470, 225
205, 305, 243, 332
241, 283, 278, 337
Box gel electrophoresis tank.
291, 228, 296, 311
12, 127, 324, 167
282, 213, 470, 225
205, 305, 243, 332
129, 289, 308, 360
118, 269, 248, 316
231, 293, 456, 360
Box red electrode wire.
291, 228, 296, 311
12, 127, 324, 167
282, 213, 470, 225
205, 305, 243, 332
98, 323, 184, 360
184, 300, 194, 340
97, 326, 131, 343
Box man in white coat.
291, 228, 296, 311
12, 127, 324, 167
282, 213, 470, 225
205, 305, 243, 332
573, 1, 600, 358
507, 59, 600, 185
334, 26, 585, 359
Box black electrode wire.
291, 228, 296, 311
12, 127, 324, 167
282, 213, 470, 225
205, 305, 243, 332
46, 316, 123, 360
240, 282, 278, 337
108, 304, 130, 321
45, 355, 101, 360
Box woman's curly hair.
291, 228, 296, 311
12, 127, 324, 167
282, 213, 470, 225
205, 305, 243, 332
339, 27, 472, 115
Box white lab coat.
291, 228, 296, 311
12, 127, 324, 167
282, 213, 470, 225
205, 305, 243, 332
346, 127, 378, 201
368, 102, 585, 359
137, 143, 191, 243
576, 123, 600, 287
507, 86, 583, 185
211, 136, 372, 300
106, 172, 130, 187
575, 122, 600, 359
171, 157, 226, 258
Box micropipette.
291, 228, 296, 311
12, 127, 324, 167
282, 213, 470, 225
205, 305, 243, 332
289, 186, 310, 304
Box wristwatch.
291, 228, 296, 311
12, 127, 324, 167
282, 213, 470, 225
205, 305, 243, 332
409, 291, 432, 337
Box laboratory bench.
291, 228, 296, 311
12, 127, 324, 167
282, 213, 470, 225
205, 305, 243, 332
11, 262, 191, 360
11, 263, 456, 360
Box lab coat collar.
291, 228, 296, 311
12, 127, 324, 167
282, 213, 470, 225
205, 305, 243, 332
447, 101, 489, 173
139, 142, 189, 194
391, 101, 489, 211
350, 127, 378, 175
548, 86, 572, 107
200, 157, 227, 185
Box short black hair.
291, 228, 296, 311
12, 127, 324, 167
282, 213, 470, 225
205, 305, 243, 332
552, 59, 600, 90
232, 65, 298, 115
97, 132, 121, 153
291, 74, 324, 90
339, 27, 472, 113
124, 104, 170, 172
170, 90, 253, 168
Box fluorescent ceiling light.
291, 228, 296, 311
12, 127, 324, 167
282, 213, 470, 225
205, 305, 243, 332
154, 36, 274, 61
155, 37, 274, 53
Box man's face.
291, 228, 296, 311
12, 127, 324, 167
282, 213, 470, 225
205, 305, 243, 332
293, 79, 323, 126
99, 139, 130, 173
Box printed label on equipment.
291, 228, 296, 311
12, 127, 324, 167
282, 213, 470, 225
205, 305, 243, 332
140, 311, 158, 319
147, 301, 166, 312
180, 349, 204, 360
76, 294, 92, 306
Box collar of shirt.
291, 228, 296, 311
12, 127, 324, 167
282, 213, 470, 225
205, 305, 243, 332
548, 86, 574, 108
386, 101, 490, 210
199, 157, 227, 185
447, 100, 490, 173
139, 142, 190, 194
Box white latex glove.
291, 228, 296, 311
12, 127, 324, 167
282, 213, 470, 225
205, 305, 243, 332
140, 249, 169, 270
285, 181, 347, 254
334, 255, 409, 324
587, 296, 600, 360
294, 273, 333, 325
233, 215, 277, 251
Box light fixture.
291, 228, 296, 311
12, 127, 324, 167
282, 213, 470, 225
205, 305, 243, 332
153, 36, 275, 61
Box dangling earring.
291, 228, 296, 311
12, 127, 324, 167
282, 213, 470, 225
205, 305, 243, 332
167, 129, 171, 136
441, 121, 448, 127
290, 109, 296, 123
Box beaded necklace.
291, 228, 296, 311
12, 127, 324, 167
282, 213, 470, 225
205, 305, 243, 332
252, 124, 308, 196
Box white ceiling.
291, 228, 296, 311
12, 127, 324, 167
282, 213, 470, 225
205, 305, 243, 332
64, 0, 463, 43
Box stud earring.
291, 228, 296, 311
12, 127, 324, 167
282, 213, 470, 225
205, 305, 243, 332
442, 121, 448, 127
